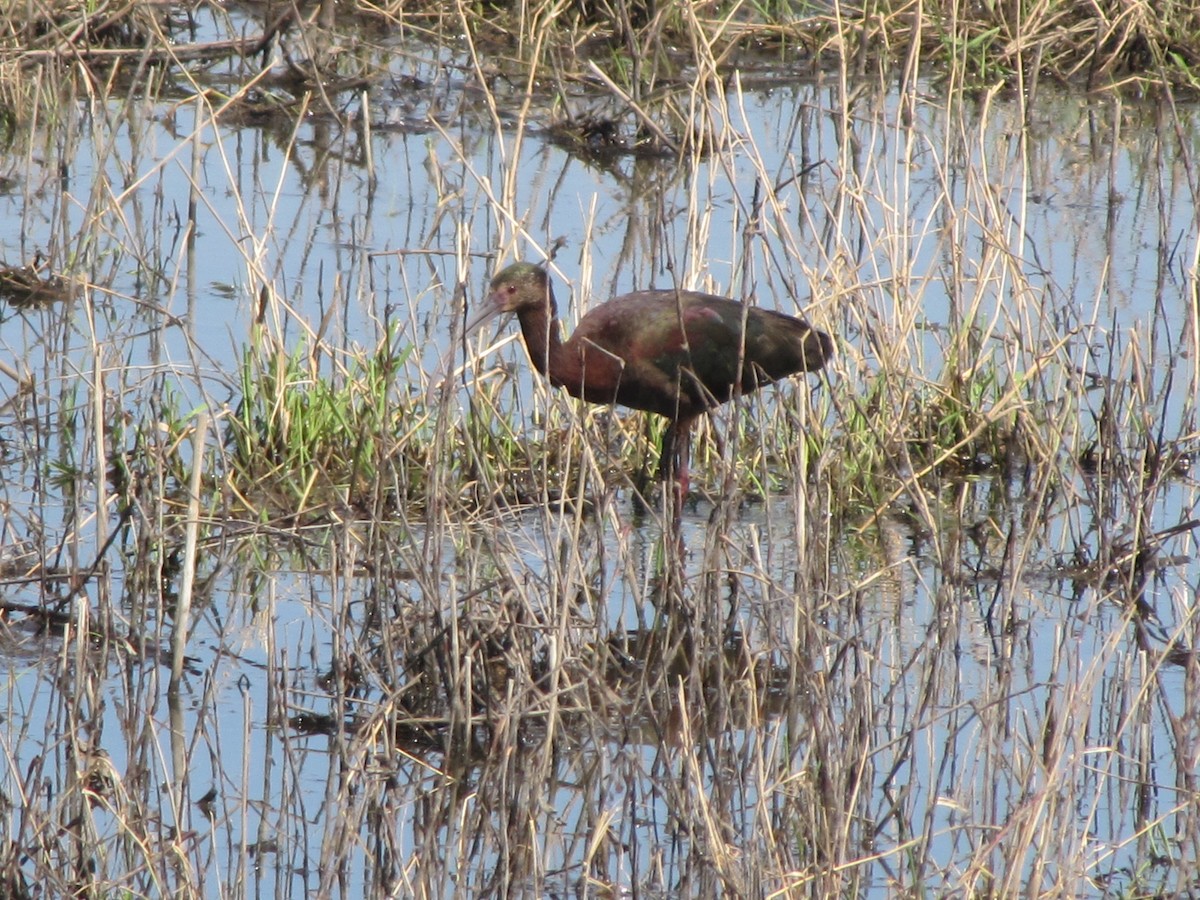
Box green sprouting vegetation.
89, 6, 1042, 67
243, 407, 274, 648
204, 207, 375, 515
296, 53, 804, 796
227, 332, 428, 517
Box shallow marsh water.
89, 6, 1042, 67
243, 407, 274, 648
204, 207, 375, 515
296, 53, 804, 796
0, 10, 1198, 898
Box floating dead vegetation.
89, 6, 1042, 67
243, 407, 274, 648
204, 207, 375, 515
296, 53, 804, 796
545, 114, 637, 159
0, 261, 73, 307
286, 586, 812, 771
2, 1, 166, 52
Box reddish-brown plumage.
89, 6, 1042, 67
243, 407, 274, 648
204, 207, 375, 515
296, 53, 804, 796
469, 262, 833, 493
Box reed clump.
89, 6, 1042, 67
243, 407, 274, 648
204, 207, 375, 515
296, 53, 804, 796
226, 336, 444, 519
0, 2, 165, 52
387, 0, 1200, 92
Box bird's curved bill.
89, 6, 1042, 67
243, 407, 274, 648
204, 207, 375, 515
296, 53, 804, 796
463, 292, 509, 337
424, 292, 507, 405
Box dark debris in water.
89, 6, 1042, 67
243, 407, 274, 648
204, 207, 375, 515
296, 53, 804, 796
543, 114, 677, 164
288, 707, 492, 762
1163, 644, 1200, 669
0, 262, 74, 308
288, 711, 342, 736
1079, 440, 1195, 480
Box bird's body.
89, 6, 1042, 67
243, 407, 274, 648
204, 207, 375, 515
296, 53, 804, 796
470, 262, 832, 494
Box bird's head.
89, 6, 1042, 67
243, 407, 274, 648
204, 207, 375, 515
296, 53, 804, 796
466, 262, 554, 334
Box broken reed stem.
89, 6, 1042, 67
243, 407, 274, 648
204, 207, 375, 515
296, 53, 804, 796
171, 409, 209, 691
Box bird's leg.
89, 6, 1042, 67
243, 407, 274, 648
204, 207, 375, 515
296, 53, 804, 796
657, 422, 677, 483
658, 419, 692, 504
634, 417, 655, 500
677, 426, 691, 498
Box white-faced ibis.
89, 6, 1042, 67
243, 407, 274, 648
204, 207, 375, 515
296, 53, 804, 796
468, 262, 833, 495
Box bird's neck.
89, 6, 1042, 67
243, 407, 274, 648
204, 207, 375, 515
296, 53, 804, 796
516, 297, 574, 384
